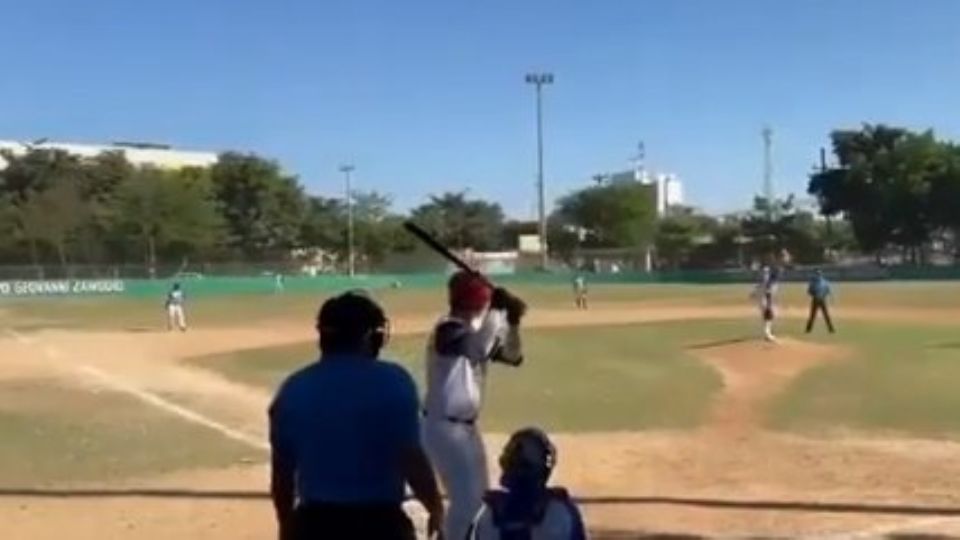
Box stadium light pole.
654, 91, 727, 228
525, 72, 553, 269
339, 164, 356, 277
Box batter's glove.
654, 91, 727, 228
491, 287, 527, 326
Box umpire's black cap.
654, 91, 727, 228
316, 290, 388, 354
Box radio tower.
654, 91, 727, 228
762, 126, 774, 221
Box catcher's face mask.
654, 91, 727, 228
499, 428, 557, 490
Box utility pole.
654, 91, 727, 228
525, 72, 554, 269
339, 164, 356, 277
819, 146, 834, 240
762, 126, 774, 222
631, 140, 646, 181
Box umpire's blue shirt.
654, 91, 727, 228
808, 276, 832, 300
269, 354, 420, 505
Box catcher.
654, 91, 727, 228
422, 271, 527, 540
468, 428, 587, 540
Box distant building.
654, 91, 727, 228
458, 250, 519, 275
0, 139, 218, 170
605, 168, 684, 216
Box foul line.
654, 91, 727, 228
2, 327, 268, 452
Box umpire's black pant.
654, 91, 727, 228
293, 502, 415, 540
805, 298, 835, 333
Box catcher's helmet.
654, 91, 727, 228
499, 427, 557, 487
317, 290, 389, 355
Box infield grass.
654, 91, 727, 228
184, 320, 768, 432
770, 321, 960, 437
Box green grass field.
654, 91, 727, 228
186, 320, 764, 432
770, 321, 960, 436
188, 314, 960, 438
0, 379, 257, 485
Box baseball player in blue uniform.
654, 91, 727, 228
805, 269, 835, 333
468, 428, 587, 540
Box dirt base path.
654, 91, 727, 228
5, 302, 960, 538
695, 337, 847, 434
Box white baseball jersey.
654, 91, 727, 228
758, 279, 777, 310
572, 276, 586, 292
166, 289, 184, 307
423, 309, 520, 421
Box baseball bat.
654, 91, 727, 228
403, 221, 494, 287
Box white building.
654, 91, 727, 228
605, 168, 685, 216
0, 139, 218, 170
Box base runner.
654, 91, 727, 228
422, 271, 527, 540
165, 282, 187, 332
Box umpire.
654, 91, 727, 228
269, 291, 444, 540
805, 269, 836, 333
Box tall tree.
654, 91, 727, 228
654, 207, 717, 269
210, 152, 306, 259
17, 178, 89, 268
113, 167, 224, 274
809, 124, 957, 263
0, 149, 92, 268
352, 191, 408, 265
300, 195, 345, 251
553, 182, 657, 249
74, 151, 136, 265
409, 191, 506, 251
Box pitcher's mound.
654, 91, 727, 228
689, 337, 846, 433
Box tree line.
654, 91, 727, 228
1, 123, 955, 276
552, 123, 960, 270
0, 149, 512, 274
809, 124, 960, 265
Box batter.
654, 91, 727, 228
422, 271, 527, 540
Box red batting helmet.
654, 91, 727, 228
448, 271, 492, 312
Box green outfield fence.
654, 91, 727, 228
1, 265, 959, 299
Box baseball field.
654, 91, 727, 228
5, 281, 960, 539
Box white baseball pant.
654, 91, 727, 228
422, 417, 489, 540
167, 305, 187, 331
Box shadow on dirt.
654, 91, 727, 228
685, 337, 754, 350
3, 489, 960, 519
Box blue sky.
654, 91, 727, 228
2, 0, 958, 218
